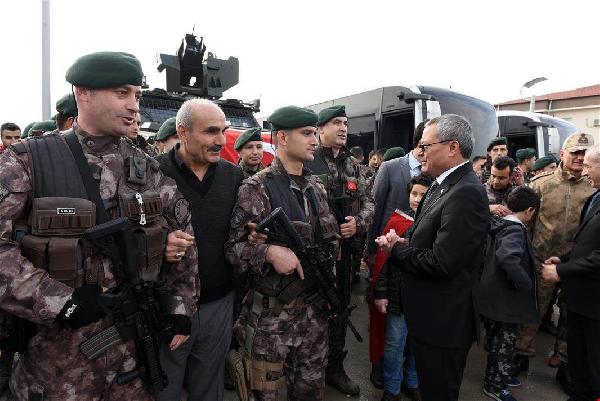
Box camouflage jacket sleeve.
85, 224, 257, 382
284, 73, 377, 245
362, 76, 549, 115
0, 148, 74, 326
355, 165, 375, 235
158, 174, 199, 317
224, 178, 272, 276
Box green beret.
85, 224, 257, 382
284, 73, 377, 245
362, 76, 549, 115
65, 51, 144, 88
234, 128, 262, 151
487, 137, 508, 152
267, 106, 318, 131
21, 122, 35, 138
317, 105, 346, 126
31, 120, 57, 132
383, 146, 405, 161
56, 93, 78, 117
515, 147, 536, 162
155, 117, 177, 141
532, 155, 556, 171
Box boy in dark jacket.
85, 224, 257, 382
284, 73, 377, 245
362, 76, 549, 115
477, 186, 540, 401
374, 175, 432, 401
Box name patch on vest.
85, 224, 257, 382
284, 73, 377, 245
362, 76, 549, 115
56, 208, 76, 215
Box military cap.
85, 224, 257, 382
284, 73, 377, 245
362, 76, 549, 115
155, 117, 177, 141
562, 132, 594, 152
532, 155, 556, 171
383, 146, 406, 161
234, 128, 262, 151
21, 122, 35, 138
317, 105, 347, 126
65, 51, 144, 88
267, 106, 318, 131
487, 136, 508, 152
30, 120, 56, 133
55, 93, 78, 117
515, 147, 536, 161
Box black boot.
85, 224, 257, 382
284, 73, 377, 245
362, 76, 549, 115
370, 359, 384, 389
381, 390, 402, 401
326, 360, 360, 396
556, 362, 574, 398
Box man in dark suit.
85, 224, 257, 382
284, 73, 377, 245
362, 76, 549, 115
376, 114, 489, 401
542, 145, 600, 401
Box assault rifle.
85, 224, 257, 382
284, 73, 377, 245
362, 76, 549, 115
80, 217, 174, 398
255, 207, 363, 342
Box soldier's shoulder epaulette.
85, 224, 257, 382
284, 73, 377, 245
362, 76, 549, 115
529, 171, 554, 183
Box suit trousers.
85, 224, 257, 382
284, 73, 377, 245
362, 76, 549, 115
567, 311, 600, 401
158, 291, 234, 401
410, 336, 471, 401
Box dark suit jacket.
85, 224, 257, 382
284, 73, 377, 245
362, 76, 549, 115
367, 155, 412, 254
557, 190, 600, 320
389, 162, 489, 348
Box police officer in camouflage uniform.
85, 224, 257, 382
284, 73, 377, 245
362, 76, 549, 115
235, 128, 265, 178
304, 105, 374, 396
53, 93, 78, 132
154, 117, 180, 155
0, 51, 199, 401
127, 112, 159, 157
486, 156, 516, 217
225, 105, 340, 401
514, 133, 595, 375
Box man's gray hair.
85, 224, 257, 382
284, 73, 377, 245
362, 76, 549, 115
585, 145, 600, 162
176, 98, 215, 131
426, 114, 474, 159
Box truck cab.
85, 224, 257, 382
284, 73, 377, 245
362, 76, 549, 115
306, 86, 499, 159
497, 111, 578, 159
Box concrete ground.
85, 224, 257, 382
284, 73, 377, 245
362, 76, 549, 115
224, 275, 568, 401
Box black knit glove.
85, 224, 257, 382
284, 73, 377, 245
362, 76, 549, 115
165, 314, 192, 336
57, 284, 106, 329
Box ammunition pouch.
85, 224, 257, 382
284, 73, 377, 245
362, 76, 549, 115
248, 358, 285, 391
20, 197, 95, 288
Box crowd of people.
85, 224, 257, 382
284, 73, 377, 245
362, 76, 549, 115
0, 50, 598, 401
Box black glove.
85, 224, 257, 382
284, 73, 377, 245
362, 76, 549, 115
165, 314, 192, 336
57, 284, 106, 329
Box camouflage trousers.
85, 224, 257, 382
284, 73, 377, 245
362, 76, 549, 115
484, 319, 518, 392
241, 302, 329, 401
8, 317, 153, 401
516, 264, 567, 358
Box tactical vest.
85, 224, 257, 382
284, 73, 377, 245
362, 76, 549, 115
11, 132, 167, 288
252, 172, 325, 302
304, 147, 361, 223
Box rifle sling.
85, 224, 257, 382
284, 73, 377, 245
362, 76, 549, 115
64, 131, 111, 224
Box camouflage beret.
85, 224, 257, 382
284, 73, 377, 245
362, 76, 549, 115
487, 136, 508, 152
383, 146, 406, 161
30, 120, 57, 133
532, 155, 556, 171
155, 117, 177, 141
21, 122, 35, 138
234, 128, 262, 151
562, 132, 594, 152
267, 106, 318, 131
65, 51, 144, 88
515, 147, 536, 161
317, 105, 346, 126
55, 93, 78, 117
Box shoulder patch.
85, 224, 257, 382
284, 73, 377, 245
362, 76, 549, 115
230, 206, 245, 228
0, 182, 9, 203
530, 171, 553, 182
174, 198, 191, 226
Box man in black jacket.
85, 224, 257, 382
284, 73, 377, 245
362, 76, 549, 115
542, 144, 600, 401
376, 114, 489, 401
157, 98, 244, 401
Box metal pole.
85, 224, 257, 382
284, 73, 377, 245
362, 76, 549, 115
41, 0, 51, 119
529, 94, 536, 112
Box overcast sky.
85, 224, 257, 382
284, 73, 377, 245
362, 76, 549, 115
1, 0, 598, 128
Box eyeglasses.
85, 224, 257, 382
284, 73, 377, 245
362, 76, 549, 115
418, 140, 452, 152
